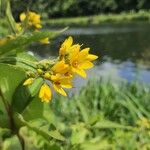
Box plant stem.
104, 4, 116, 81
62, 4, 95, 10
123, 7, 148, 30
0, 89, 25, 150
5, 0, 17, 34
17, 133, 25, 150
0, 89, 14, 131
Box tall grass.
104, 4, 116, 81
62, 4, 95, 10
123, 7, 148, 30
42, 79, 150, 149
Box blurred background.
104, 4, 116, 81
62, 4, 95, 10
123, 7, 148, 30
9, 0, 150, 86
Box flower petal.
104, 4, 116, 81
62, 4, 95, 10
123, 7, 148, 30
20, 13, 26, 21
87, 54, 98, 61
53, 84, 67, 96
72, 67, 87, 78
39, 84, 52, 103
60, 77, 73, 89
65, 36, 73, 49
23, 78, 34, 86
78, 48, 90, 61
80, 61, 94, 69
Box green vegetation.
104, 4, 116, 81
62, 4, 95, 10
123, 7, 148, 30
11, 0, 150, 18
1, 79, 150, 149
45, 10, 150, 27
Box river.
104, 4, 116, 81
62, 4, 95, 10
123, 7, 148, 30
30, 23, 150, 85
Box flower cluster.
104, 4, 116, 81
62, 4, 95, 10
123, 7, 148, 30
16, 11, 49, 44
0, 11, 49, 45
23, 36, 98, 103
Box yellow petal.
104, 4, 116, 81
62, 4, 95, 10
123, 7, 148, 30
63, 36, 73, 49
78, 48, 90, 61
53, 84, 67, 96
35, 24, 42, 29
39, 84, 52, 103
60, 77, 73, 89
80, 61, 94, 69
72, 67, 87, 78
23, 78, 34, 86
69, 45, 80, 63
20, 12, 26, 21
40, 38, 49, 44
61, 84, 72, 89
87, 54, 98, 61
52, 60, 69, 74
59, 36, 73, 57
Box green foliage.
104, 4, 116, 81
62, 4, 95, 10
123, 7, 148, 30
45, 10, 150, 27
0, 1, 67, 147
11, 0, 150, 19
5, 79, 145, 149
45, 80, 150, 150
0, 1, 150, 149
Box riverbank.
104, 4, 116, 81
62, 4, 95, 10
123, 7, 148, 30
45, 10, 150, 27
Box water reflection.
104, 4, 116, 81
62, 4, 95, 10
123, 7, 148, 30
30, 23, 150, 83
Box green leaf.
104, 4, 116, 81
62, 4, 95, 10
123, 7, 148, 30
12, 78, 43, 114
80, 140, 112, 150
93, 120, 134, 130
28, 77, 44, 97
16, 114, 65, 141
0, 97, 9, 128
0, 28, 67, 55
2, 135, 22, 150
12, 84, 31, 113
0, 63, 26, 104
15, 52, 38, 71
21, 96, 44, 121
0, 64, 26, 127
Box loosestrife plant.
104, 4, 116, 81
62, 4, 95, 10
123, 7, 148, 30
0, 0, 97, 149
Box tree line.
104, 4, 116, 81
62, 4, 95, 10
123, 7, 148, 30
11, 0, 150, 19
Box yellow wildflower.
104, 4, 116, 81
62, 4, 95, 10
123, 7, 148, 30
59, 36, 73, 58
51, 74, 72, 96
51, 60, 70, 75
20, 11, 42, 29
23, 78, 34, 86
39, 37, 49, 44
39, 83, 52, 103
69, 46, 98, 78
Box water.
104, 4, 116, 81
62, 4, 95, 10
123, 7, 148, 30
30, 23, 150, 84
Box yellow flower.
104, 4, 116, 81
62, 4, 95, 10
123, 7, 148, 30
51, 60, 70, 75
39, 83, 52, 103
20, 11, 42, 29
39, 37, 49, 44
59, 36, 73, 58
23, 78, 34, 86
51, 74, 72, 96
69, 46, 98, 78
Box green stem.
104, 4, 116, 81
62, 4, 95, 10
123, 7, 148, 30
5, 0, 17, 34
0, 89, 14, 132
0, 89, 25, 150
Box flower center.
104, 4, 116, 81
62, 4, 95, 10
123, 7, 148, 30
72, 61, 78, 68
55, 81, 60, 85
